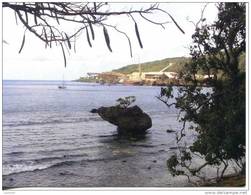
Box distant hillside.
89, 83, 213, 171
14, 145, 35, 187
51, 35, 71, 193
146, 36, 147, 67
113, 57, 190, 74
113, 54, 245, 75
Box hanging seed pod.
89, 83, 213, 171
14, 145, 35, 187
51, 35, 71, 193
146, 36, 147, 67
50, 30, 57, 46
65, 33, 71, 50
103, 26, 112, 52
54, 6, 60, 25
43, 27, 48, 44
50, 29, 56, 41
43, 27, 48, 47
167, 13, 185, 34
14, 10, 18, 25
74, 35, 77, 53
86, 28, 92, 48
60, 43, 67, 68
23, 3, 28, 23
94, 2, 97, 12
18, 34, 26, 53
47, 3, 53, 17
88, 21, 95, 40
34, 11, 38, 25
40, 3, 45, 15
135, 22, 143, 48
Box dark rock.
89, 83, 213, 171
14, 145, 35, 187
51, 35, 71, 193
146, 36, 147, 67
153, 160, 157, 163
122, 160, 127, 163
147, 166, 151, 170
90, 108, 98, 113
94, 105, 152, 136
59, 171, 75, 176
166, 129, 176, 133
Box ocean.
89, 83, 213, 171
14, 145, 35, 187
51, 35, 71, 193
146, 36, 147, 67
2, 80, 211, 188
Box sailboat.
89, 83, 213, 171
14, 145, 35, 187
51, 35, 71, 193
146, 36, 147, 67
58, 75, 66, 89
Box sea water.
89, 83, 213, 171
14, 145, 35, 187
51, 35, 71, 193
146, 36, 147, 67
2, 80, 208, 188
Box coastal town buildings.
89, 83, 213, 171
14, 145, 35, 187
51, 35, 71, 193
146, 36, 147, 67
83, 63, 213, 85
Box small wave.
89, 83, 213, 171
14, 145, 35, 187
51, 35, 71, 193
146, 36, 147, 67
3, 162, 53, 176
4, 153, 89, 165
3, 154, 128, 176
130, 144, 155, 148
3, 116, 103, 128
49, 160, 77, 168
4, 151, 24, 156
3, 158, 82, 176
97, 134, 117, 138
3, 152, 90, 176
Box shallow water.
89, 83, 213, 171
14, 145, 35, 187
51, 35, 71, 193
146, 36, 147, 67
2, 80, 219, 188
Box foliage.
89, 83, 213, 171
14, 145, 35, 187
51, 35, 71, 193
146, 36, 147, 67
3, 2, 185, 67
116, 96, 136, 109
113, 57, 190, 74
159, 3, 246, 183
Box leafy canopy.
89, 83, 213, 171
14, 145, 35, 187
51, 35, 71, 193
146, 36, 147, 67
159, 3, 246, 183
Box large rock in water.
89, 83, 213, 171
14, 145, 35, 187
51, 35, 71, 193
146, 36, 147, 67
92, 105, 152, 136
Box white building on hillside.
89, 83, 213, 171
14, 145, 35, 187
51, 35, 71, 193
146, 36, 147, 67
128, 63, 179, 81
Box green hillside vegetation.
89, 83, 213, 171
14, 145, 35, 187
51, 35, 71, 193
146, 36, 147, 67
113, 54, 245, 75
113, 57, 190, 74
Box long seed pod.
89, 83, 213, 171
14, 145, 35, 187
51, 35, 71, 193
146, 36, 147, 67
47, 3, 53, 17
65, 33, 71, 49
60, 43, 67, 68
74, 35, 77, 53
167, 13, 185, 34
88, 21, 95, 40
14, 10, 18, 25
54, 6, 60, 25
18, 34, 26, 53
34, 11, 37, 25
135, 22, 143, 48
40, 3, 45, 15
50, 29, 57, 46
103, 26, 112, 52
86, 28, 92, 48
34, 3, 39, 25
43, 27, 48, 48
94, 2, 97, 12
50, 29, 56, 41
23, 3, 28, 23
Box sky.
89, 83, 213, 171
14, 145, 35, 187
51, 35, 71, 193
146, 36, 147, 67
2, 3, 218, 80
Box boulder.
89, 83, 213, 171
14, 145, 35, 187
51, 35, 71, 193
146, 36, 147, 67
93, 105, 152, 136
90, 108, 98, 113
